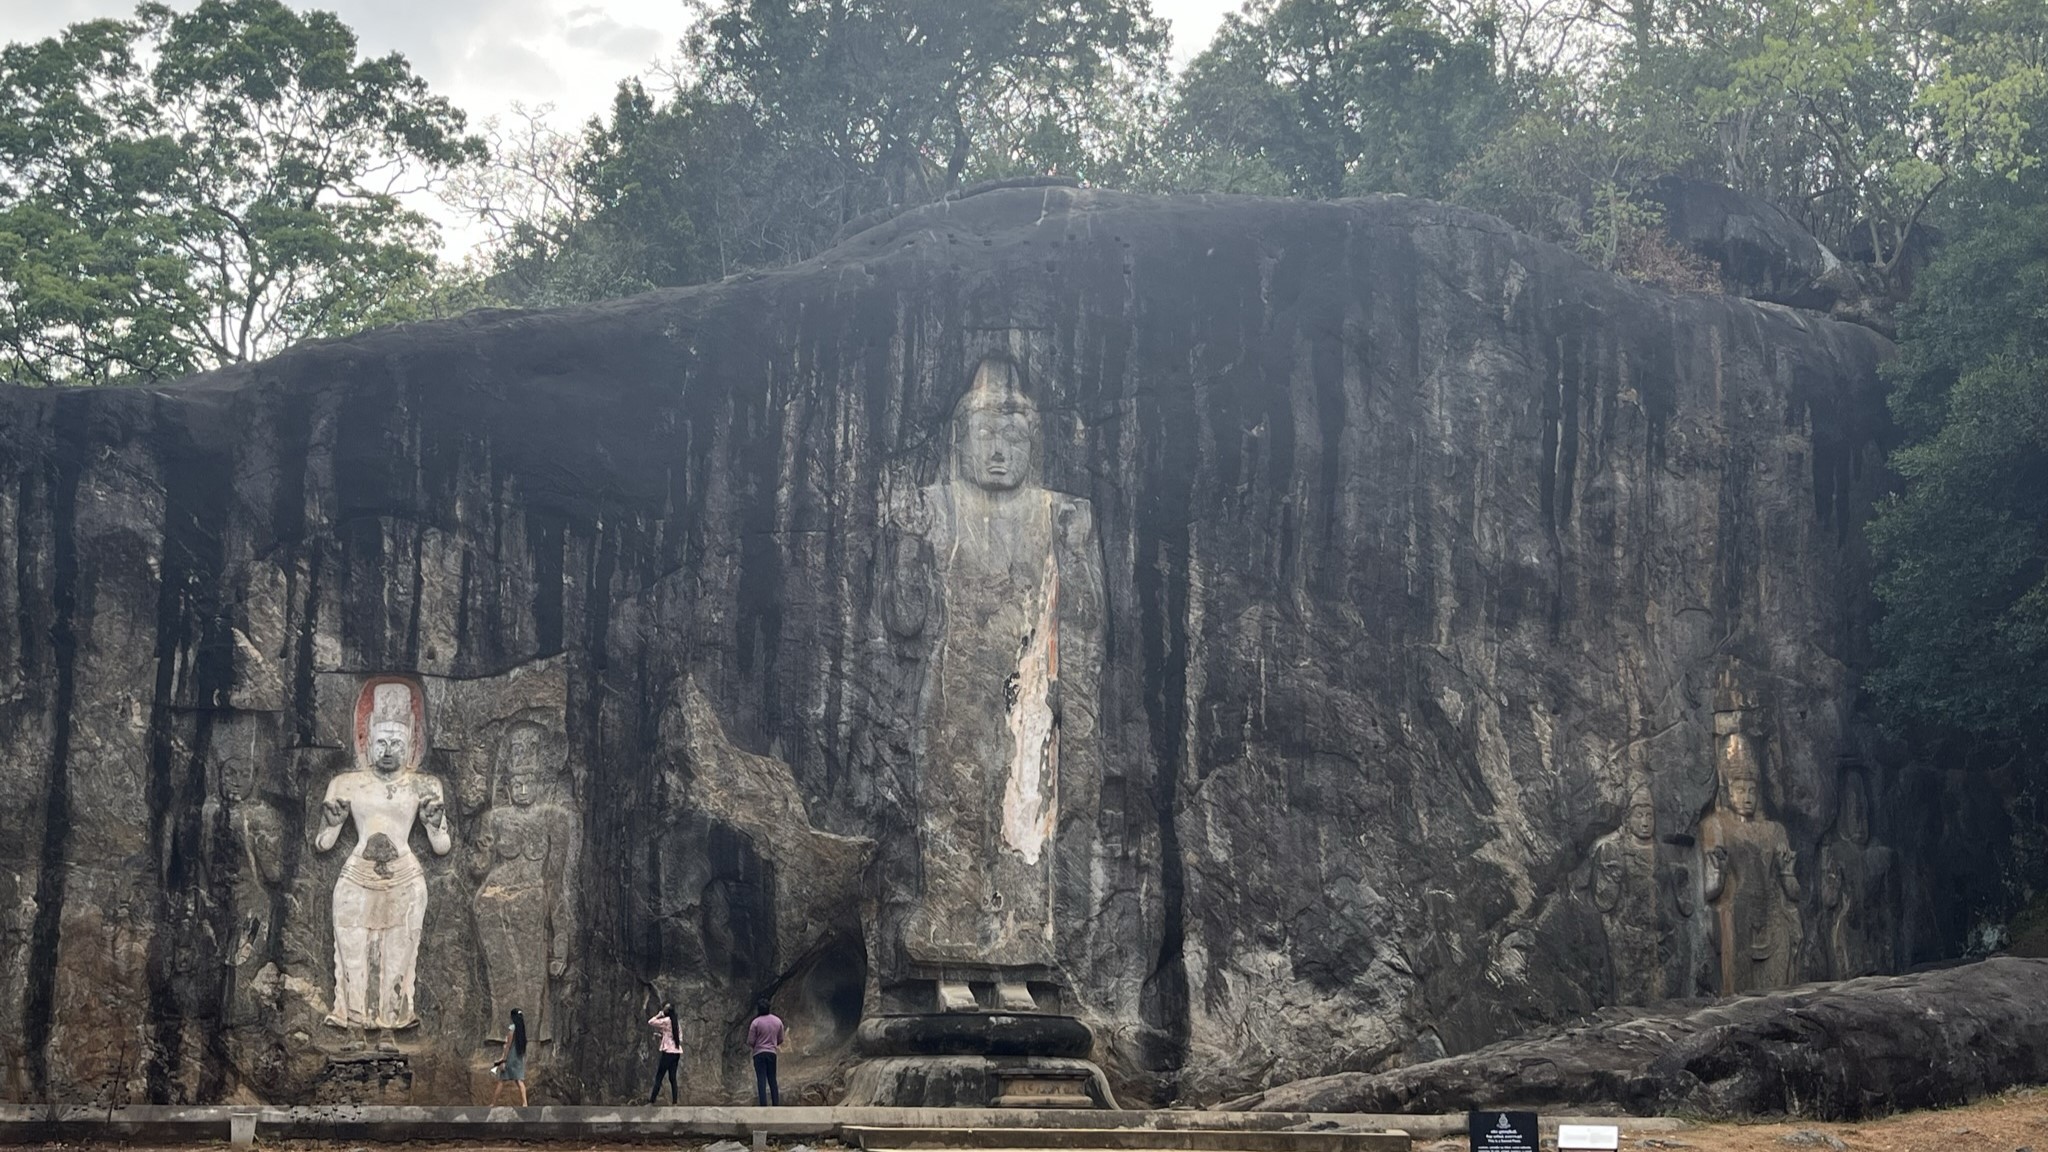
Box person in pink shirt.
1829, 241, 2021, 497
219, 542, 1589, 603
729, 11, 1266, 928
646, 1002, 682, 1104
746, 999, 785, 1106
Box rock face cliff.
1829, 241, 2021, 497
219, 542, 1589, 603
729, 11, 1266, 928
0, 189, 1968, 1108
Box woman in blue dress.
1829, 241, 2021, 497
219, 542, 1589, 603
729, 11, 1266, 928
490, 1008, 529, 1106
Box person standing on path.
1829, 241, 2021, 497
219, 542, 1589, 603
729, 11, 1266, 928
747, 999, 785, 1106
489, 1008, 528, 1106
647, 1002, 683, 1104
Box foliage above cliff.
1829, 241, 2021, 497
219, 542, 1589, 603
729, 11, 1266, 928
448, 0, 2048, 306
0, 0, 480, 384
8, 0, 2048, 332
477, 0, 1170, 301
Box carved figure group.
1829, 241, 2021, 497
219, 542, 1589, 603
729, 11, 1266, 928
1582, 707, 1904, 1007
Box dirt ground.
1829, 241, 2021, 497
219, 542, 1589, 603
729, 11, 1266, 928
1421, 1088, 2048, 1152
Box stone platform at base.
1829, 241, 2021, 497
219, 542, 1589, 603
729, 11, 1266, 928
0, 1104, 1684, 1146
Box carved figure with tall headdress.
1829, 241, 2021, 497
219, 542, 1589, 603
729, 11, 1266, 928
1697, 712, 1801, 994
314, 678, 452, 1034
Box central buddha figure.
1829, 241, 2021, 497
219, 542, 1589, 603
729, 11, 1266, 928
892, 358, 1103, 1014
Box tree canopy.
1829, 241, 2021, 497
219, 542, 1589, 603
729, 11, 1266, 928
0, 0, 479, 384
1164, 0, 1508, 199
480, 0, 1170, 303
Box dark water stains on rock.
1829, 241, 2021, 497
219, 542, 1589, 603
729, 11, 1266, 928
0, 189, 2002, 1108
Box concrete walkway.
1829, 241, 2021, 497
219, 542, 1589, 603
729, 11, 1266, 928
0, 1104, 1685, 1145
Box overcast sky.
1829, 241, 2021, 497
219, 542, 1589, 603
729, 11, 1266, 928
1, 1, 1239, 131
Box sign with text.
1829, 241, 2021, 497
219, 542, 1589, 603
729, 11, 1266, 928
1558, 1125, 1620, 1151
1469, 1111, 1540, 1152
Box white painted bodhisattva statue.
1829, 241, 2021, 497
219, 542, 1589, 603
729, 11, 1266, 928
316, 678, 452, 1032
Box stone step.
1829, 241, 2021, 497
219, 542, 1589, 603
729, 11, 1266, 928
843, 1126, 1410, 1152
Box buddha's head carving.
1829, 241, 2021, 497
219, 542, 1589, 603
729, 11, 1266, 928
953, 359, 1039, 492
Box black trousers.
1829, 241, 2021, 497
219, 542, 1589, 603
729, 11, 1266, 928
752, 1051, 779, 1106
648, 1051, 679, 1103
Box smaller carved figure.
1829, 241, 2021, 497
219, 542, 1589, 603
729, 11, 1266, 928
1821, 768, 1897, 978
471, 722, 578, 1042
315, 678, 452, 1034
1589, 783, 1662, 1003
1653, 826, 1711, 997
222, 756, 288, 968
1697, 721, 1802, 995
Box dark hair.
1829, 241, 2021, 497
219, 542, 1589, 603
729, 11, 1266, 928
754, 998, 770, 1017
665, 1003, 680, 1047
510, 1008, 528, 1058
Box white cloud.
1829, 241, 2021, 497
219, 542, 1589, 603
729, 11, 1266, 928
562, 6, 663, 59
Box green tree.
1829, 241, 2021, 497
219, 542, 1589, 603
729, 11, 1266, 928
1871, 190, 2048, 750
485, 0, 1170, 303
1451, 69, 1713, 284
0, 0, 480, 385
466, 84, 727, 305
691, 0, 1169, 197
1162, 0, 1509, 199
1594, 0, 2048, 283
1861, 0, 2048, 930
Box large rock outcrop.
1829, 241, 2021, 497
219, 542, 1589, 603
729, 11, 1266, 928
1221, 958, 2048, 1120
1646, 178, 1893, 334
0, 189, 1982, 1109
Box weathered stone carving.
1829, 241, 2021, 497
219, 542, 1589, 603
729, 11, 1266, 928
217, 753, 288, 972
888, 357, 1104, 1012
1589, 782, 1661, 1003
1821, 767, 1896, 979
314, 678, 452, 1032
470, 721, 578, 1042
1698, 711, 1802, 995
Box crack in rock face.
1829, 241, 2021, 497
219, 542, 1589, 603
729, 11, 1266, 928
0, 189, 1995, 1110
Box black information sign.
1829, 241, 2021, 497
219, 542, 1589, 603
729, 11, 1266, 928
1468, 1111, 1539, 1152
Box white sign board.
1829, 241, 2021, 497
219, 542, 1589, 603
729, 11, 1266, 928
1558, 1125, 1620, 1151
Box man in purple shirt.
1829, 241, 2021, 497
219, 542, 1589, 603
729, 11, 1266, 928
747, 1000, 785, 1106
